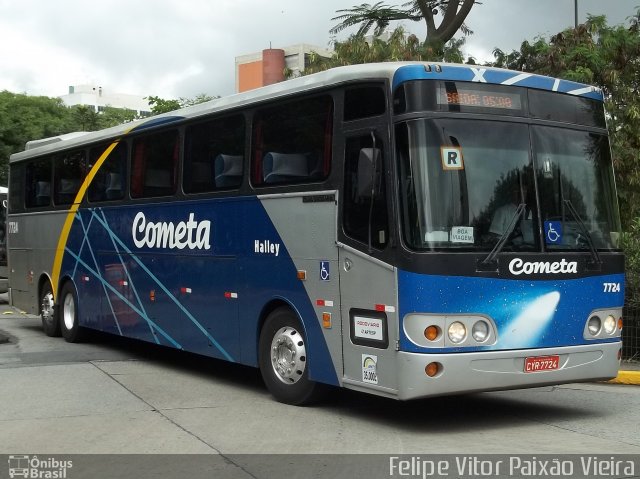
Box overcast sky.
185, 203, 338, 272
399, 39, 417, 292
0, 0, 638, 100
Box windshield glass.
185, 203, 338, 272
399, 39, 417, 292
396, 119, 621, 251
532, 126, 621, 250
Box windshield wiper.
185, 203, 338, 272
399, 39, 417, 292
479, 203, 526, 270
563, 199, 601, 269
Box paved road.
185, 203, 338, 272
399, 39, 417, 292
1, 298, 639, 477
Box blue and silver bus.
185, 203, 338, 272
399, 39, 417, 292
8, 63, 623, 404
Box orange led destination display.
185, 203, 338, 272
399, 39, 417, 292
439, 88, 522, 110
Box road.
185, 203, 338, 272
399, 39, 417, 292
0, 296, 639, 478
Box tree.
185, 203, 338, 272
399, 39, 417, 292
147, 94, 218, 115
70, 105, 100, 131
0, 91, 71, 184
330, 0, 478, 45
303, 26, 473, 75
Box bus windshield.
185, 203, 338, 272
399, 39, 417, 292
396, 118, 621, 252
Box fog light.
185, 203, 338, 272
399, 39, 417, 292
425, 362, 440, 377
448, 321, 466, 344
472, 320, 489, 342
604, 315, 616, 335
424, 325, 440, 341
587, 316, 601, 336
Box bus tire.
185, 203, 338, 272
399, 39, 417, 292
59, 281, 84, 343
259, 307, 325, 405
40, 281, 60, 337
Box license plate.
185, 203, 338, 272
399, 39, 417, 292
524, 355, 560, 373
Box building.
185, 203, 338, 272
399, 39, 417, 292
59, 84, 151, 117
235, 44, 332, 93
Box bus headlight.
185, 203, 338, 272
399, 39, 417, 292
472, 320, 490, 342
587, 316, 601, 336
603, 315, 616, 335
448, 321, 466, 344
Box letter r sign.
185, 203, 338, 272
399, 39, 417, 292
441, 147, 464, 170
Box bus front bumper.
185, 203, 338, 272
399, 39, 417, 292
396, 342, 621, 400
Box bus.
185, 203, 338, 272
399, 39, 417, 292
7, 63, 624, 405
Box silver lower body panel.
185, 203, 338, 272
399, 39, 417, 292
395, 342, 621, 400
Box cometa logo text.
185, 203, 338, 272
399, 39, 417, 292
132, 212, 211, 250
509, 258, 578, 275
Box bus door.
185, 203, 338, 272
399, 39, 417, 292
338, 130, 399, 395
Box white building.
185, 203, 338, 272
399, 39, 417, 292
59, 84, 151, 117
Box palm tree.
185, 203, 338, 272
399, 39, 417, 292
330, 0, 478, 45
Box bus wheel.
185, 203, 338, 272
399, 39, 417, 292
60, 282, 83, 343
40, 281, 60, 337
259, 307, 325, 405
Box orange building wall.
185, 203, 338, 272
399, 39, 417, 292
262, 49, 285, 86
238, 61, 264, 93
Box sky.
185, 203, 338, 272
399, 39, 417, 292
0, 0, 638, 100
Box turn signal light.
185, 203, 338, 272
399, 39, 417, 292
424, 325, 439, 341
618, 317, 624, 330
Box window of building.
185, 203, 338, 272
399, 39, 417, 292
88, 142, 127, 202
252, 95, 333, 186
184, 115, 245, 193
130, 130, 179, 198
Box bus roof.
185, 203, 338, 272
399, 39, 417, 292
10, 62, 603, 163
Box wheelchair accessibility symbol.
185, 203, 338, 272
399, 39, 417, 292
544, 221, 563, 245
320, 261, 330, 281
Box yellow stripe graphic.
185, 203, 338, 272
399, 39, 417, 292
50, 140, 121, 298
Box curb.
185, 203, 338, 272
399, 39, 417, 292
608, 370, 640, 385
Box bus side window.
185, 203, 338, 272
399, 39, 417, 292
343, 134, 389, 249
88, 142, 127, 202
184, 115, 245, 193
25, 158, 52, 208
252, 95, 333, 186
54, 149, 86, 205
131, 130, 179, 199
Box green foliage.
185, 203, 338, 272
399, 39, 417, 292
147, 94, 217, 115
330, 0, 477, 44
0, 91, 71, 184
621, 219, 640, 307
146, 96, 181, 114
303, 26, 473, 75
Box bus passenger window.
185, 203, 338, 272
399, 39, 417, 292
184, 115, 245, 193
252, 95, 333, 186
54, 149, 86, 205
25, 158, 52, 208
88, 142, 127, 202
131, 130, 179, 198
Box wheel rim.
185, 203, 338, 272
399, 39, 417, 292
63, 292, 75, 331
270, 326, 307, 384
41, 292, 54, 325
